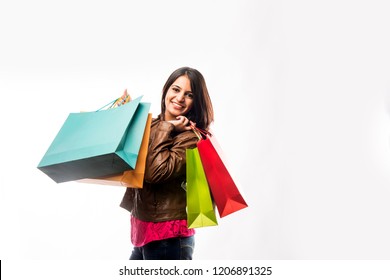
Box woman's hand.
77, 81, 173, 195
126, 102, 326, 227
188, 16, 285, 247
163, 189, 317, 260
168, 116, 194, 132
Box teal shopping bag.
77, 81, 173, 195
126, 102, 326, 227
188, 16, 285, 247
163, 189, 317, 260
186, 147, 218, 228
37, 96, 151, 183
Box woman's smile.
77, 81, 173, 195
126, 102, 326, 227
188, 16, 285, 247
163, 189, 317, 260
171, 101, 185, 109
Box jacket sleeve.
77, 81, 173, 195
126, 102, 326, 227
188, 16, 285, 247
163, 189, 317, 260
144, 121, 199, 184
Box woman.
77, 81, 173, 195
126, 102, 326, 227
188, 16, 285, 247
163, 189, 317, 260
120, 66, 214, 260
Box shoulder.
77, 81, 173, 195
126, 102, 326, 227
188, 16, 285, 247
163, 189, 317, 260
151, 117, 174, 132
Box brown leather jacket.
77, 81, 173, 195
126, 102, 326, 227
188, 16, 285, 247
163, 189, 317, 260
120, 117, 199, 222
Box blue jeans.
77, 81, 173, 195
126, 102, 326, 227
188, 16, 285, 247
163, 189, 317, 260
129, 236, 195, 260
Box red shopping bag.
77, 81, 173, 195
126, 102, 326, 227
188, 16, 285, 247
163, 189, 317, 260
193, 126, 248, 218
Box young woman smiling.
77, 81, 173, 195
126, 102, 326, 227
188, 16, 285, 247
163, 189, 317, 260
120, 67, 214, 260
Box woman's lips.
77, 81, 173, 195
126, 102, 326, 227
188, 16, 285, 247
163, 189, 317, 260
171, 101, 185, 110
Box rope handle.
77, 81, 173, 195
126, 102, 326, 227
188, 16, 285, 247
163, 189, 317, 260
96, 89, 132, 111
190, 123, 212, 140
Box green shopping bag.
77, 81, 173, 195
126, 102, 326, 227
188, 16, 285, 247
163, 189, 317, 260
37, 96, 151, 183
186, 147, 218, 228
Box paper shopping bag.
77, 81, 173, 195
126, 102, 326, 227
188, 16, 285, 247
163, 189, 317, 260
186, 147, 218, 228
37, 96, 151, 183
78, 113, 152, 188
197, 132, 248, 218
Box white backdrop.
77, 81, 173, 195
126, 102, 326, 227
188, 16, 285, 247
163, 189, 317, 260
1, 0, 390, 260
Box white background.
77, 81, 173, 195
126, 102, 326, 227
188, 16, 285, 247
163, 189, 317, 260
1, 0, 390, 261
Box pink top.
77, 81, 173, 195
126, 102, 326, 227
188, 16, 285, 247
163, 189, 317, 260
130, 215, 195, 247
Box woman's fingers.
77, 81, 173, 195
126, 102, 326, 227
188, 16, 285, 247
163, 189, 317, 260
169, 116, 192, 132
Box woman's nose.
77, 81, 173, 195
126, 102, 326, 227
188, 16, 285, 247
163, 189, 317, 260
176, 92, 185, 101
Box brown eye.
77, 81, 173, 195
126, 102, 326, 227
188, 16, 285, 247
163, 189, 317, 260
185, 92, 194, 99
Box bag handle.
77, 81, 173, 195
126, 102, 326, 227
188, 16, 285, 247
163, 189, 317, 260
190, 124, 212, 140
96, 89, 131, 111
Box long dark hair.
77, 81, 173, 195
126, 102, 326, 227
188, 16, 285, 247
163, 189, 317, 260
160, 67, 214, 130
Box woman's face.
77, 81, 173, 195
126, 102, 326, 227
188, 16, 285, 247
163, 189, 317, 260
164, 75, 194, 121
